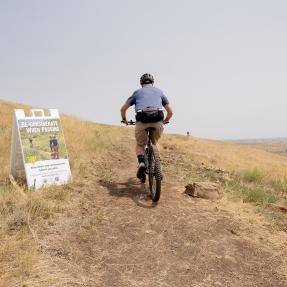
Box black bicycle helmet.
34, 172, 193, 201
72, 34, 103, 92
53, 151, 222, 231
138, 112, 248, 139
140, 73, 154, 85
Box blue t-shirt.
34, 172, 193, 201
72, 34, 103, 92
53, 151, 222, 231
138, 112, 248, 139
127, 85, 169, 111
52, 139, 58, 146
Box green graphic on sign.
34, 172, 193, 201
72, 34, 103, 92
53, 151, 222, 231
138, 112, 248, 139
18, 119, 68, 164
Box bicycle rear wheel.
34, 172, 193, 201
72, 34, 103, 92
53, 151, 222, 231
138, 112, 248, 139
148, 144, 162, 202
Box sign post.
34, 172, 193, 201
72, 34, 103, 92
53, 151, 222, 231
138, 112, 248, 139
10, 109, 72, 189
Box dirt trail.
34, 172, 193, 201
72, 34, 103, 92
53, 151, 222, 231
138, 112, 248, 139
23, 153, 287, 287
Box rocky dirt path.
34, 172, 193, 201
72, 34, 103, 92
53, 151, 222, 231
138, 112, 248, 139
23, 153, 287, 287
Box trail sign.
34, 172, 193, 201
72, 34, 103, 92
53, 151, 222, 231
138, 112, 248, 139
10, 109, 72, 189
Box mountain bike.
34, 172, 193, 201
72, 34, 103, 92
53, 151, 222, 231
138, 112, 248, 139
122, 120, 162, 202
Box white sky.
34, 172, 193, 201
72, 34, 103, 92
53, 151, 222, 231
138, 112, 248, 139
1, 0, 286, 139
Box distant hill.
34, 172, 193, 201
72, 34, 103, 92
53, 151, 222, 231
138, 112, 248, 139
230, 137, 287, 142
230, 138, 287, 157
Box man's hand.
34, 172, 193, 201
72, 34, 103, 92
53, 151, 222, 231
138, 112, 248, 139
163, 104, 173, 124
121, 119, 128, 125
163, 119, 169, 125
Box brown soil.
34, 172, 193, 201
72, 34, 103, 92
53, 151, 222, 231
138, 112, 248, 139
9, 150, 287, 287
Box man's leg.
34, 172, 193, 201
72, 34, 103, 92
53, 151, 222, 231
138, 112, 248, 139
155, 143, 160, 154
152, 122, 164, 154
136, 144, 146, 178
135, 123, 147, 179
136, 144, 145, 156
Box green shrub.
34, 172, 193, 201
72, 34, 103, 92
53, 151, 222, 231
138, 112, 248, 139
239, 169, 264, 183
271, 178, 287, 194
225, 180, 278, 205
205, 170, 225, 182
224, 180, 248, 194
245, 188, 278, 204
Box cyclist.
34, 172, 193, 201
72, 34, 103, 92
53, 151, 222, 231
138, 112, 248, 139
29, 137, 33, 148
49, 136, 53, 152
51, 135, 59, 159
120, 73, 173, 179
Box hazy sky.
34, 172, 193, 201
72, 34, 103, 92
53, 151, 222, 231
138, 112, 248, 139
1, 0, 286, 139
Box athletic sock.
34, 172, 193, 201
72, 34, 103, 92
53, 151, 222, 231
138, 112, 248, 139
137, 155, 145, 164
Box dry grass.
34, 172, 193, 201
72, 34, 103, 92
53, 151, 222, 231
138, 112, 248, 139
2, 98, 287, 183
162, 134, 287, 181
0, 185, 37, 285
235, 139, 287, 156
1, 99, 287, 285
224, 179, 279, 205
0, 99, 136, 285
238, 168, 265, 183
0, 99, 133, 183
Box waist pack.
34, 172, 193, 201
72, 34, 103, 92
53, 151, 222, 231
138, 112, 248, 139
136, 109, 164, 123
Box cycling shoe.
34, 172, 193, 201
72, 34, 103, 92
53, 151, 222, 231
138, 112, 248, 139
137, 162, 146, 179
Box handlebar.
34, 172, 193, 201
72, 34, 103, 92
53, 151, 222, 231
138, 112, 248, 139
121, 120, 136, 125
121, 120, 169, 125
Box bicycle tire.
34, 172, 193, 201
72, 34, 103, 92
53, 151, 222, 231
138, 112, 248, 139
148, 144, 162, 202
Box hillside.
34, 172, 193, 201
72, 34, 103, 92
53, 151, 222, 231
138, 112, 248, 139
233, 139, 287, 157
1, 99, 287, 286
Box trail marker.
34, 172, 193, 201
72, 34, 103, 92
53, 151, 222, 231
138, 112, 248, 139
9, 109, 72, 189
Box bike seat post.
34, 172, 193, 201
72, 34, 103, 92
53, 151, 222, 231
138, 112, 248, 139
145, 127, 156, 132
145, 128, 155, 145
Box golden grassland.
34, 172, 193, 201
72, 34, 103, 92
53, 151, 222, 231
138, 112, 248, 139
0, 99, 133, 284
234, 139, 287, 157
1, 99, 287, 182
1, 98, 287, 284
165, 134, 287, 180
0, 99, 133, 182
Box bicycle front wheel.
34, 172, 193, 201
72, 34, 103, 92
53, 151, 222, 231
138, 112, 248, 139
148, 144, 162, 202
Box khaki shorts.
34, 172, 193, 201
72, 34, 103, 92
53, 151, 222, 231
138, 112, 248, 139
135, 121, 164, 146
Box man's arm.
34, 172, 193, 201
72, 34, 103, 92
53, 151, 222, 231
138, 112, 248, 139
163, 104, 173, 124
120, 102, 130, 124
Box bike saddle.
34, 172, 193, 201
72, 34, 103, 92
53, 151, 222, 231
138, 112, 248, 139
145, 127, 156, 131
